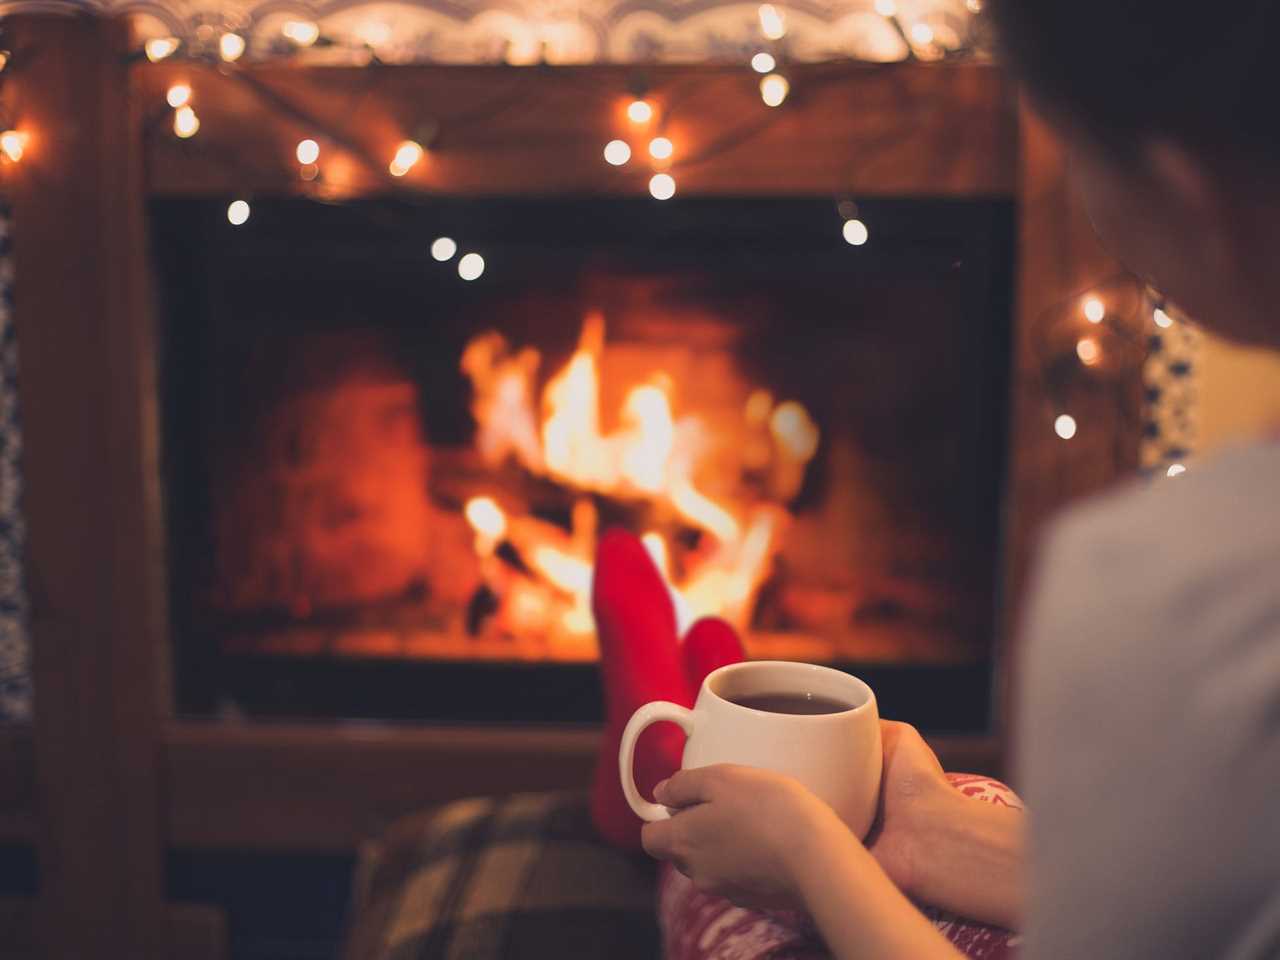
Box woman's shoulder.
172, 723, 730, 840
1020, 438, 1280, 722
1016, 441, 1280, 960
1051, 440, 1280, 548
1036, 440, 1280, 608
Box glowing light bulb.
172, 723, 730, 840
758, 4, 787, 39
1082, 296, 1105, 323
910, 22, 935, 45
282, 20, 320, 46
166, 83, 192, 108
389, 139, 423, 176
219, 32, 246, 62
648, 136, 673, 160
1054, 414, 1077, 440
0, 130, 28, 163
760, 73, 790, 107
603, 139, 631, 166
966, 0, 983, 11
874, 0, 897, 15
431, 237, 457, 261
842, 218, 869, 246
649, 173, 676, 200
173, 106, 200, 139
1166, 463, 1187, 477
145, 37, 180, 62
1076, 336, 1101, 366
751, 51, 777, 73
296, 139, 320, 165
458, 253, 485, 281
226, 200, 251, 226
1153, 307, 1174, 328
627, 99, 653, 124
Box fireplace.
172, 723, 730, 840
153, 193, 1012, 729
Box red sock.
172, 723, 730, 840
680, 617, 747, 692
590, 529, 692, 849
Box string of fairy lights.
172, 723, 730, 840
129, 4, 886, 285
0, 8, 1186, 456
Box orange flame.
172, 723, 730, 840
460, 313, 819, 644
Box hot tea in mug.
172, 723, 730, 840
619, 660, 883, 837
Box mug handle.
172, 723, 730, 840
618, 701, 695, 822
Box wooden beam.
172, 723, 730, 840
162, 721, 998, 851
7, 15, 170, 959
163, 721, 602, 851
0, 899, 36, 960
0, 900, 229, 960
134, 62, 1016, 198
5, 718, 997, 852
0, 729, 34, 843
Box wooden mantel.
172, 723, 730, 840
1, 12, 1134, 958
134, 59, 1015, 198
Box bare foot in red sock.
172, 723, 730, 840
591, 529, 692, 849
680, 617, 746, 692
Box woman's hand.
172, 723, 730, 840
870, 720, 1026, 930
640, 764, 845, 909
641, 761, 968, 960
864, 719, 957, 898
642, 721, 1025, 931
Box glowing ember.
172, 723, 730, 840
459, 313, 820, 644
464, 496, 507, 551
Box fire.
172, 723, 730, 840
620, 384, 675, 493
542, 313, 611, 487
464, 496, 506, 553
461, 313, 820, 647
461, 333, 543, 471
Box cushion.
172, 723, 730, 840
343, 792, 660, 960
658, 774, 1023, 960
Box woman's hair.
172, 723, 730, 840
985, 0, 1280, 163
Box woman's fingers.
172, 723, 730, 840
641, 818, 675, 859
654, 766, 723, 808
880, 719, 943, 773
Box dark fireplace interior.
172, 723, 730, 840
152, 194, 1013, 731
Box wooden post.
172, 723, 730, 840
999, 104, 1140, 748
7, 15, 169, 958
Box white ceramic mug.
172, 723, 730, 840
619, 660, 883, 838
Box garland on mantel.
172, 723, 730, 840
5, 0, 987, 67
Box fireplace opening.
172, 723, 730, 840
152, 194, 1013, 730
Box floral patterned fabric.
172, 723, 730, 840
659, 774, 1023, 960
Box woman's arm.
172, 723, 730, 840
789, 808, 968, 960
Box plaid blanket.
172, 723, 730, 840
343, 792, 661, 960
345, 779, 1022, 960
